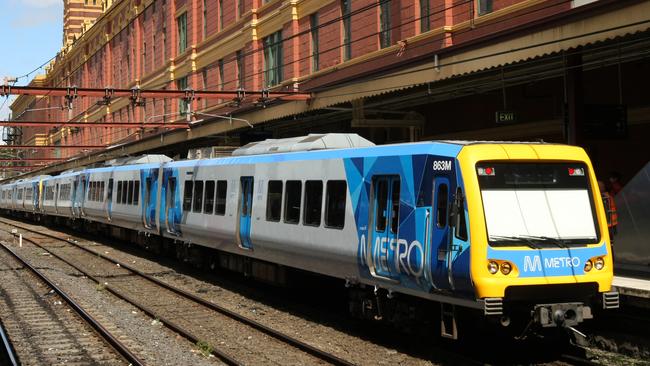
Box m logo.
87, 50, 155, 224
524, 255, 542, 272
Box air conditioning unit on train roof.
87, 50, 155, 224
231, 133, 375, 156
104, 154, 173, 166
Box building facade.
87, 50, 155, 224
8, 0, 650, 180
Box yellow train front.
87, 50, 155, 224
459, 142, 619, 333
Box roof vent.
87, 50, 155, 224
232, 133, 375, 156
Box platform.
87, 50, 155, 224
613, 276, 650, 300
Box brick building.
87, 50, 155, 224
7, 0, 650, 180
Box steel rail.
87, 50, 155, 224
0, 218, 355, 366
0, 240, 145, 366
0, 223, 243, 366
0, 318, 18, 366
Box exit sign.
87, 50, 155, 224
496, 111, 517, 124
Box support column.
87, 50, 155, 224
565, 51, 584, 146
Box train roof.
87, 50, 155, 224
439, 140, 553, 145
166, 140, 464, 168
232, 133, 375, 156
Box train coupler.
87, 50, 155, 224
533, 303, 592, 328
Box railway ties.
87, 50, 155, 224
0, 218, 355, 366
0, 239, 143, 366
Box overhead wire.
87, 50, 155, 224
10, 0, 645, 167
63, 0, 637, 149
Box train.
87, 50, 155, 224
0, 134, 619, 339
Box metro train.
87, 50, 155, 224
0, 134, 619, 338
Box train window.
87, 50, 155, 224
241, 179, 252, 216
134, 181, 140, 205
304, 180, 323, 226
193, 180, 204, 213
127, 181, 134, 205
436, 183, 448, 228
204, 180, 215, 214
124, 181, 128, 203
101, 181, 105, 201
117, 181, 123, 204
266, 180, 283, 222
375, 179, 388, 232
168, 178, 177, 208
215, 180, 227, 215
325, 181, 346, 229
108, 179, 113, 203
454, 187, 468, 241
284, 180, 302, 224
183, 181, 193, 211
390, 180, 400, 234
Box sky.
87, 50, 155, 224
0, 0, 63, 121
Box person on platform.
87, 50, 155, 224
598, 180, 618, 259
608, 171, 623, 196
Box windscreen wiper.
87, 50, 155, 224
519, 235, 568, 249
489, 235, 541, 249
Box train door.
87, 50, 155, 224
55, 183, 60, 214
106, 178, 113, 221
33, 182, 40, 212
143, 176, 156, 229
165, 176, 181, 235
367, 175, 401, 281
447, 187, 469, 290
80, 176, 88, 217
428, 178, 452, 289
238, 177, 254, 250
72, 177, 85, 218
143, 176, 151, 228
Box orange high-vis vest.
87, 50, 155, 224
602, 192, 618, 228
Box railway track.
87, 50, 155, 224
0, 216, 628, 366
0, 317, 18, 366
0, 218, 354, 366
0, 238, 143, 366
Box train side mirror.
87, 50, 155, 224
449, 201, 457, 228
449, 191, 464, 229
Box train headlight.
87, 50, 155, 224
488, 261, 499, 274
500, 262, 512, 275
584, 260, 593, 272
595, 257, 605, 270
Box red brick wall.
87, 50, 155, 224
21, 0, 576, 156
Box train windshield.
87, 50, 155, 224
476, 162, 599, 247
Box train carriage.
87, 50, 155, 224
42, 172, 78, 218
0, 135, 618, 338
